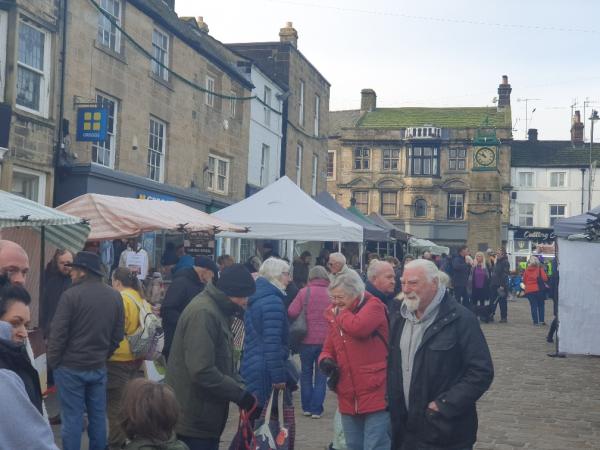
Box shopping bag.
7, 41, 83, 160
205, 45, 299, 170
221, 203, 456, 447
229, 406, 258, 450
254, 390, 290, 450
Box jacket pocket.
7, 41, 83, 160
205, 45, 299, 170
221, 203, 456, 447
423, 408, 454, 444
358, 361, 387, 393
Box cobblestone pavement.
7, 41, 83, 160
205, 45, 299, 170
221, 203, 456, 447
51, 298, 600, 449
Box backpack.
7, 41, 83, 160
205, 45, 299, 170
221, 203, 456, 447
123, 292, 165, 361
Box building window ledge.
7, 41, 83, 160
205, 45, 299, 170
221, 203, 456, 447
148, 71, 174, 92
94, 40, 127, 65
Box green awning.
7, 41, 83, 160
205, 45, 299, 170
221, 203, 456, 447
0, 190, 90, 253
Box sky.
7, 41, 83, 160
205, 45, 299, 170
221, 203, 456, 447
176, 0, 600, 141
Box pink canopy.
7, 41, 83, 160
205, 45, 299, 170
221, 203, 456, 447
56, 193, 246, 240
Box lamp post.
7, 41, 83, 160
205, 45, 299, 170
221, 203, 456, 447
589, 110, 599, 211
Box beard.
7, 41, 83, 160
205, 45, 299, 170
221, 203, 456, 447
404, 293, 421, 313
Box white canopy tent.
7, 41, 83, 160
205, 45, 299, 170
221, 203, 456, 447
213, 177, 363, 242
408, 237, 450, 256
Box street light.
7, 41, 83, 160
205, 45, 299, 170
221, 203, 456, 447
589, 110, 599, 211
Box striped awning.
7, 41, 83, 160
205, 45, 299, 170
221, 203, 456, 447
0, 190, 90, 253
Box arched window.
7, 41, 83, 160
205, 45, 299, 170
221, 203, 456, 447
414, 199, 427, 218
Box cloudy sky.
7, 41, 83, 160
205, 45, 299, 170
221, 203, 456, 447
176, 0, 600, 140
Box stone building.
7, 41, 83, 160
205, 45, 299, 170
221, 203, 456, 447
55, 0, 253, 210
0, 0, 62, 205
229, 22, 330, 196
328, 77, 514, 252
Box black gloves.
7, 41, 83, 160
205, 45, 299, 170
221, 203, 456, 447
319, 358, 338, 376
238, 391, 257, 412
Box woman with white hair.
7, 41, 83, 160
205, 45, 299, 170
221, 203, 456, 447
240, 258, 296, 443
522, 255, 549, 325
319, 270, 390, 450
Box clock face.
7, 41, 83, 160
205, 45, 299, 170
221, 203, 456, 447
475, 147, 496, 166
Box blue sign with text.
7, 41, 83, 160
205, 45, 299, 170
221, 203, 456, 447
76, 108, 108, 142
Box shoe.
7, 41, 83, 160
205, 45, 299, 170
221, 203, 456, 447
499, 319, 507, 323
546, 337, 554, 343
303, 411, 312, 417
311, 414, 321, 419
541, 322, 547, 326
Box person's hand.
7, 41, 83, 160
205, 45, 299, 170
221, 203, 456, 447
272, 382, 286, 390
237, 391, 257, 412
427, 401, 439, 412
319, 358, 338, 376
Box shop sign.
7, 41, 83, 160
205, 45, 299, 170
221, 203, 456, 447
512, 227, 555, 242
76, 107, 108, 141
136, 191, 175, 201
185, 231, 215, 258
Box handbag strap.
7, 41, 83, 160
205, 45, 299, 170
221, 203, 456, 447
300, 287, 311, 315
263, 389, 275, 421
277, 388, 285, 426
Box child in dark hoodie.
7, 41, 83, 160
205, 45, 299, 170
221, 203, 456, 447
121, 378, 188, 450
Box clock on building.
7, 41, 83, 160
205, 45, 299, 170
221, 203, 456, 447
473, 146, 497, 170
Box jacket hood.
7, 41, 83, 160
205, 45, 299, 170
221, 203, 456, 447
249, 277, 287, 306
0, 321, 12, 342
401, 283, 446, 323
365, 280, 394, 302
173, 267, 202, 285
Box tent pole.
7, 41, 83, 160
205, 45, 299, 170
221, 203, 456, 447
338, 241, 341, 252
359, 242, 364, 272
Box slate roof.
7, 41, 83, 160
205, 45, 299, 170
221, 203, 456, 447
512, 140, 600, 167
357, 107, 511, 129
329, 110, 362, 136
128, 0, 253, 88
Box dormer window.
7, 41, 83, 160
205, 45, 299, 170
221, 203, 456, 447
407, 126, 441, 139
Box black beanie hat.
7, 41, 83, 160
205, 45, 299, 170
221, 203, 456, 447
194, 256, 220, 281
216, 264, 256, 298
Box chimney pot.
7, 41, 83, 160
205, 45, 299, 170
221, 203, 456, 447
196, 16, 209, 33
279, 22, 298, 48
361, 89, 377, 113
571, 110, 584, 146
528, 128, 538, 142
497, 75, 512, 110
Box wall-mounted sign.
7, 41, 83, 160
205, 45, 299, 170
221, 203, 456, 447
76, 108, 108, 141
512, 227, 555, 242
185, 231, 215, 258
136, 191, 175, 201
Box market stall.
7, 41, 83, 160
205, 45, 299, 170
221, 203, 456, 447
553, 205, 600, 355
407, 237, 450, 256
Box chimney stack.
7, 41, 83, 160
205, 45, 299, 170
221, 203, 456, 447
196, 16, 209, 33
279, 22, 298, 48
497, 75, 512, 110
571, 110, 584, 146
361, 89, 377, 113
527, 128, 538, 142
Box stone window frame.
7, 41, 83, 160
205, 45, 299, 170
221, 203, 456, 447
353, 146, 370, 171
205, 75, 216, 107
298, 79, 305, 127
549, 171, 567, 188
447, 192, 464, 220
518, 203, 534, 227
97, 0, 122, 54
263, 85, 272, 126
11, 165, 46, 204
147, 116, 167, 183
353, 190, 369, 214
407, 146, 439, 177
414, 198, 428, 218
15, 17, 52, 118
327, 150, 336, 180
518, 171, 534, 188
229, 90, 237, 118
296, 143, 303, 186
380, 191, 398, 216
260, 143, 270, 187
151, 27, 170, 82
311, 153, 318, 196
91, 92, 119, 169
382, 147, 400, 171
549, 204, 566, 227
448, 147, 467, 171
207, 153, 230, 195
0, 10, 7, 103
314, 94, 320, 137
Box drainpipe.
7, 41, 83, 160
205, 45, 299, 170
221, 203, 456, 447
581, 168, 586, 214
54, 0, 68, 206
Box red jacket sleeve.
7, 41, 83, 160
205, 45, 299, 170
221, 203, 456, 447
336, 296, 385, 339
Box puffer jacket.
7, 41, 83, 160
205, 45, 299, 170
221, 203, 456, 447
240, 277, 290, 406
161, 267, 204, 359
523, 266, 548, 294
288, 278, 330, 345
319, 292, 388, 416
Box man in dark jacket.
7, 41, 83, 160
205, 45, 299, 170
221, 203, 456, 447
490, 248, 510, 323
388, 259, 493, 450
452, 245, 472, 308
165, 264, 258, 450
47, 251, 124, 450
161, 256, 219, 359
366, 260, 396, 307
292, 251, 312, 288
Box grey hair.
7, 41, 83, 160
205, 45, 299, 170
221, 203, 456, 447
308, 265, 329, 282
329, 252, 346, 266
259, 257, 290, 283
329, 269, 365, 299
528, 255, 541, 266
367, 260, 393, 282
403, 259, 440, 283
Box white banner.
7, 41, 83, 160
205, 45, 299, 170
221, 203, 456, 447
557, 239, 600, 355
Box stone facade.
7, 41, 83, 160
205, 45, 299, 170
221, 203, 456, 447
328, 78, 513, 252
58, 0, 252, 206
0, 0, 61, 205
229, 23, 331, 196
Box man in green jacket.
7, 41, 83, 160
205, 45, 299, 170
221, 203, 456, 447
165, 264, 258, 450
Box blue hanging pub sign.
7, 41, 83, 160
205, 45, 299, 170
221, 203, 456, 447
76, 107, 108, 141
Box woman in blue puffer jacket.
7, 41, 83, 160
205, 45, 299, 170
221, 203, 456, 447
240, 257, 292, 407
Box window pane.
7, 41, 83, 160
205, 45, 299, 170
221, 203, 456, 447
18, 23, 44, 70
16, 67, 41, 110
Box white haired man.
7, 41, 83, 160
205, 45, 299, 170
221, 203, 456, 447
388, 259, 494, 450
366, 260, 396, 307
327, 252, 350, 279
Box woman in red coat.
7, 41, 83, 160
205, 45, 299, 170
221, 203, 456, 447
523, 255, 549, 325
318, 270, 390, 450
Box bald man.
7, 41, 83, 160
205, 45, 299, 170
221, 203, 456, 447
0, 240, 30, 286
